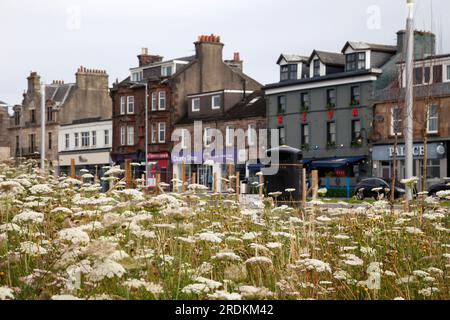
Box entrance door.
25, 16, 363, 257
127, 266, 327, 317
381, 161, 391, 180
198, 165, 213, 190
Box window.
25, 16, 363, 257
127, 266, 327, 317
351, 119, 361, 142
192, 98, 200, 112
162, 66, 173, 77
212, 95, 221, 109
74, 133, 79, 147
391, 107, 403, 135
120, 127, 126, 146
326, 89, 336, 106
414, 67, 423, 85
47, 107, 53, 122
131, 71, 142, 82
120, 97, 126, 115
158, 123, 166, 143
433, 65, 443, 83
104, 130, 110, 145
351, 86, 360, 105
81, 132, 90, 147
127, 96, 134, 114
48, 132, 52, 150
447, 65, 450, 81
204, 128, 212, 147
29, 134, 35, 152
278, 127, 286, 146
127, 127, 134, 146
151, 124, 157, 143
346, 53, 356, 71
181, 129, 188, 149
226, 126, 234, 147
313, 59, 320, 77
15, 136, 19, 153
65, 134, 70, 149
159, 91, 166, 110
151, 92, 157, 111
280, 65, 289, 81
30, 110, 36, 124
14, 111, 20, 126
357, 52, 366, 70
301, 124, 309, 146
289, 64, 298, 80
424, 67, 431, 84
421, 159, 440, 179
301, 92, 309, 110
327, 122, 336, 145
427, 105, 439, 134
92, 131, 97, 147
248, 124, 256, 146
277, 95, 286, 114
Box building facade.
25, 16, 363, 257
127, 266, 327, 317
9, 68, 112, 171
0, 101, 10, 160
58, 118, 112, 177
372, 53, 450, 190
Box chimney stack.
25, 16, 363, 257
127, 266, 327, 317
225, 52, 243, 72
27, 72, 41, 93
137, 47, 163, 67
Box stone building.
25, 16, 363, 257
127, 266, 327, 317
0, 101, 10, 160
372, 53, 450, 190
110, 35, 261, 187
9, 68, 111, 171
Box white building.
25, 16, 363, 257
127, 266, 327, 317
58, 118, 112, 177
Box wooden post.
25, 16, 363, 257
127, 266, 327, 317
192, 173, 197, 185
213, 173, 217, 193
125, 159, 132, 188
181, 161, 186, 192
155, 173, 161, 195
229, 164, 235, 191
173, 173, 177, 193
312, 170, 319, 200
70, 159, 76, 179
302, 168, 307, 208
236, 174, 240, 201
259, 173, 264, 199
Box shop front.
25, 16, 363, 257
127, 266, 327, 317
59, 149, 112, 178
372, 142, 447, 191
147, 152, 171, 188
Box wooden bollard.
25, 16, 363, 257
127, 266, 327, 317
192, 173, 197, 185
213, 173, 217, 193
155, 173, 161, 195
312, 170, 319, 200
70, 159, 76, 179
236, 174, 240, 201
181, 161, 186, 192
125, 159, 132, 188
301, 168, 307, 208
259, 173, 264, 199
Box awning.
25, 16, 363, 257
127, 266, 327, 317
311, 156, 365, 169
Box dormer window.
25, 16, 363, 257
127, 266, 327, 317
192, 98, 200, 112
162, 65, 173, 77
313, 59, 320, 77
212, 95, 221, 109
280, 64, 298, 81
131, 71, 143, 82
346, 52, 366, 72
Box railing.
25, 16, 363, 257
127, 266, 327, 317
15, 147, 40, 157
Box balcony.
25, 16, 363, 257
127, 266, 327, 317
15, 147, 40, 158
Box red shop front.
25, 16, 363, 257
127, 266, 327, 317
147, 152, 171, 188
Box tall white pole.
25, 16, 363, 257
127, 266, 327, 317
40, 82, 46, 173
145, 83, 149, 189
405, 0, 414, 201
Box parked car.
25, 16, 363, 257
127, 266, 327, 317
428, 181, 450, 196
354, 178, 406, 200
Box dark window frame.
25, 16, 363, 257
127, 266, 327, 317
301, 123, 310, 146
300, 92, 309, 110
351, 86, 360, 105
313, 59, 320, 77
351, 119, 361, 142
326, 88, 336, 107
326, 121, 336, 146
277, 95, 286, 114
278, 126, 286, 146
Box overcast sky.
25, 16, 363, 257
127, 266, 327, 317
1, 0, 449, 105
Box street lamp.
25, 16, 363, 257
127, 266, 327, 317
130, 81, 149, 188
40, 82, 46, 173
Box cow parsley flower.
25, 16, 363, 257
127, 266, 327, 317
12, 210, 44, 224
198, 232, 222, 244
295, 259, 331, 273
58, 227, 90, 244
0, 286, 14, 300
88, 259, 126, 282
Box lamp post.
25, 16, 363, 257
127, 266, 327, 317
40, 82, 46, 173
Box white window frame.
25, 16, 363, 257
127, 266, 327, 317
104, 130, 110, 146
446, 65, 450, 82
151, 124, 157, 143
120, 97, 126, 115
92, 131, 97, 147
158, 122, 166, 143
212, 95, 221, 109
248, 124, 256, 146
65, 134, 70, 149
181, 129, 188, 149
427, 105, 439, 134
158, 91, 166, 110
390, 106, 403, 136
81, 132, 90, 148
74, 133, 79, 148
127, 126, 134, 146
162, 65, 173, 77
151, 92, 157, 111
127, 96, 135, 114
204, 127, 212, 147
192, 98, 200, 112
120, 127, 126, 146
226, 126, 233, 147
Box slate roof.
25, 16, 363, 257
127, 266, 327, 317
375, 82, 450, 103
277, 54, 309, 65
45, 84, 76, 106
309, 50, 345, 66
342, 41, 397, 54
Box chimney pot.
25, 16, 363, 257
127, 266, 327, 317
234, 52, 240, 62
